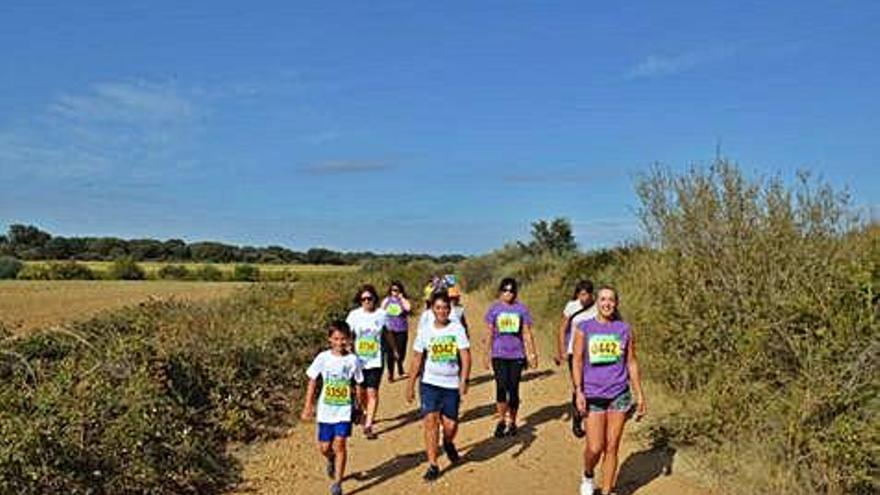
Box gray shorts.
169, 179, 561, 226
587, 388, 633, 414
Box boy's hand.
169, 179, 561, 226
300, 405, 315, 422
459, 380, 469, 397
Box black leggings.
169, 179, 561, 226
492, 358, 525, 409
384, 331, 408, 375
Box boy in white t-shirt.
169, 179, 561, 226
406, 292, 471, 482
554, 280, 596, 439
301, 321, 364, 495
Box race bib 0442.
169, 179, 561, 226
588, 333, 622, 364
356, 335, 380, 358
322, 378, 352, 406
429, 335, 458, 363
496, 312, 521, 334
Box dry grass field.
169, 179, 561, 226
24, 261, 359, 276
0, 280, 249, 333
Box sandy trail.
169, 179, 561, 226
232, 295, 715, 495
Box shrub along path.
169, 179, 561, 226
231, 293, 715, 495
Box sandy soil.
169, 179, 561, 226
231, 295, 717, 495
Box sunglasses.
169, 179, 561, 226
501, 288, 516, 294
360, 296, 375, 302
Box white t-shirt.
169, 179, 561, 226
413, 321, 470, 390
417, 305, 465, 331
563, 300, 582, 318
568, 304, 598, 355
346, 307, 387, 369
306, 350, 364, 424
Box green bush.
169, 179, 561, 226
231, 264, 260, 282
193, 264, 223, 282
0, 256, 23, 279
157, 264, 190, 280
618, 162, 878, 494
107, 257, 146, 280
16, 264, 51, 280
0, 282, 333, 493
47, 261, 95, 280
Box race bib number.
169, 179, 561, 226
322, 378, 352, 406
385, 303, 403, 317
588, 333, 622, 364
356, 335, 380, 359
496, 312, 521, 334
429, 335, 458, 363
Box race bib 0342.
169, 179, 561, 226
429, 335, 458, 363
588, 333, 622, 364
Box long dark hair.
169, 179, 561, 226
387, 280, 407, 298
497, 277, 518, 296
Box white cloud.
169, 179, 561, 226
0, 80, 199, 179
626, 46, 737, 79
302, 159, 392, 175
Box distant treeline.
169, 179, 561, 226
0, 224, 465, 265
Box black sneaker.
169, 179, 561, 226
326, 453, 336, 478
506, 423, 518, 437
493, 421, 507, 438
422, 464, 440, 482
442, 440, 461, 463
572, 411, 585, 438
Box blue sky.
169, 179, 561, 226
1, 1, 878, 254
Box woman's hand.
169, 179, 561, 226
405, 383, 415, 404
635, 396, 647, 421
459, 380, 469, 397
575, 391, 587, 415
528, 353, 539, 369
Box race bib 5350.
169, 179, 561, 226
322, 378, 351, 406
588, 333, 622, 364
429, 335, 458, 363
496, 312, 521, 334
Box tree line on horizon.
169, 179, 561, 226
0, 224, 466, 265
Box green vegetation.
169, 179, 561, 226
0, 256, 24, 279
0, 224, 465, 266
461, 162, 877, 494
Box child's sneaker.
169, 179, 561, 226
325, 453, 335, 478
442, 440, 460, 463
422, 464, 440, 482
506, 423, 518, 437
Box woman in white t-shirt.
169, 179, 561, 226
346, 284, 389, 440
555, 279, 596, 439
406, 292, 471, 482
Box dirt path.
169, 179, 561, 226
232, 295, 716, 495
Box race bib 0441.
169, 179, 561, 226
322, 378, 352, 406
429, 335, 458, 363
588, 333, 622, 364
356, 335, 380, 358
496, 312, 521, 334
385, 303, 403, 317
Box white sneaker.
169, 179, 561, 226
580, 476, 594, 495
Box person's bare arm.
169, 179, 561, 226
627, 331, 647, 420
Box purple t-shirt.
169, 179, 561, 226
579, 319, 630, 399
382, 296, 409, 333
484, 301, 534, 359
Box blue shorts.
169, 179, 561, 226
587, 388, 633, 414
420, 382, 461, 420
317, 422, 352, 443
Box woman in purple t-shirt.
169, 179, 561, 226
572, 286, 647, 495
482, 277, 538, 438
381, 281, 412, 383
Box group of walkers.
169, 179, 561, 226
300, 276, 646, 495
